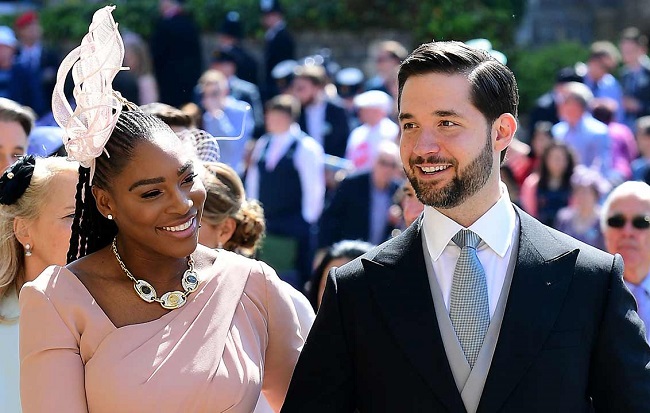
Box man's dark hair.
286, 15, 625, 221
397, 41, 519, 163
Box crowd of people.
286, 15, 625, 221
0, 0, 649, 412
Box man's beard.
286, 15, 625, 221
406, 132, 493, 209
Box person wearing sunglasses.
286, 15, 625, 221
602, 180, 650, 341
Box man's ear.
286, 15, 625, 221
13, 217, 32, 248
493, 113, 517, 153
92, 186, 114, 220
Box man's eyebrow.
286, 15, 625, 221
433, 110, 462, 117
398, 112, 414, 122
178, 160, 193, 176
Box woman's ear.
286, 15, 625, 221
92, 186, 114, 220
13, 217, 32, 248
218, 217, 237, 245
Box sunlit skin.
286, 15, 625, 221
67, 130, 210, 328
398, 72, 515, 227
0, 121, 27, 172
603, 194, 650, 285
400, 180, 424, 227
198, 217, 236, 249
15, 170, 78, 290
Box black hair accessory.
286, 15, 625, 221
0, 155, 36, 205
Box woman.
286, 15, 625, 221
122, 31, 159, 105
555, 165, 611, 250
520, 142, 575, 227
307, 240, 374, 310
0, 155, 78, 413
199, 161, 314, 412
199, 161, 265, 257
19, 7, 304, 413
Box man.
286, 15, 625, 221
197, 69, 254, 173
13, 11, 60, 116
345, 90, 399, 172
150, 0, 202, 108
365, 40, 408, 100
583, 42, 624, 123
282, 41, 650, 413
318, 140, 401, 248
619, 27, 650, 129
0, 97, 34, 172
245, 94, 324, 290
292, 64, 350, 159
261, 0, 295, 101
552, 81, 612, 177
601, 181, 650, 342
216, 11, 259, 86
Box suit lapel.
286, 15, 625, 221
366, 221, 466, 412
478, 209, 578, 413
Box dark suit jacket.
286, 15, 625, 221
318, 171, 399, 248
299, 100, 351, 158
263, 25, 295, 100
283, 208, 650, 412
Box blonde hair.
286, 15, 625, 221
0, 157, 78, 322
201, 162, 265, 257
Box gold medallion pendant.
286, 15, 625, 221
112, 237, 200, 310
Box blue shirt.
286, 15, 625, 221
625, 276, 650, 342
552, 114, 612, 176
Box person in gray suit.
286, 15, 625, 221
281, 41, 650, 413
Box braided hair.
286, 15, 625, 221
66, 109, 173, 263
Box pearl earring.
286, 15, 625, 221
25, 243, 32, 257
107, 214, 113, 220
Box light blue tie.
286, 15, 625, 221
449, 229, 490, 368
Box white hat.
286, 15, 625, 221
353, 90, 393, 113
0, 26, 17, 48
271, 59, 298, 80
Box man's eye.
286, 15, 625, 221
440, 120, 456, 127
402, 123, 416, 130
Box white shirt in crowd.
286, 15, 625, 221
345, 117, 399, 172
245, 123, 325, 224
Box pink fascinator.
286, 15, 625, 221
51, 6, 129, 181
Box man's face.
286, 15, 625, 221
399, 72, 502, 210
603, 193, 650, 280
291, 77, 319, 106
620, 39, 644, 67
0, 120, 27, 172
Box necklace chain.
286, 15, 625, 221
111, 237, 199, 310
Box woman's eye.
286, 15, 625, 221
63, 213, 76, 219
141, 190, 162, 199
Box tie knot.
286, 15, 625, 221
452, 229, 481, 249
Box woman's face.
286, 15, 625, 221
25, 170, 78, 279
0, 120, 27, 173
97, 133, 206, 259
545, 147, 569, 178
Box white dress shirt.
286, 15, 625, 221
304, 100, 327, 147
245, 124, 325, 224
422, 184, 517, 317
345, 117, 399, 172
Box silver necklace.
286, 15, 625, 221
111, 237, 199, 310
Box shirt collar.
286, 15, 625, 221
422, 182, 516, 261
628, 275, 650, 297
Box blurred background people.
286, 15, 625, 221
552, 81, 611, 176
150, 0, 202, 108
583, 41, 624, 122
0, 98, 34, 173
319, 140, 401, 248
292, 64, 350, 159
0, 155, 78, 413
198, 69, 254, 173
398, 179, 424, 228
555, 165, 611, 250
365, 40, 407, 100
345, 90, 399, 172
13, 10, 60, 116
307, 239, 374, 311
619, 27, 650, 129
632, 115, 650, 181
261, 0, 295, 101
216, 11, 259, 87
602, 181, 650, 341
245, 94, 324, 290
520, 142, 576, 227
123, 32, 159, 105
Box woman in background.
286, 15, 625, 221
0, 155, 77, 413
123, 31, 159, 105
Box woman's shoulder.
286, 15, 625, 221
25, 265, 79, 297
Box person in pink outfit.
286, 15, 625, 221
19, 7, 305, 413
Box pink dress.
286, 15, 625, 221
19, 250, 306, 413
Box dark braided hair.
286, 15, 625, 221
66, 109, 174, 263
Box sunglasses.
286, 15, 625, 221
606, 214, 650, 230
